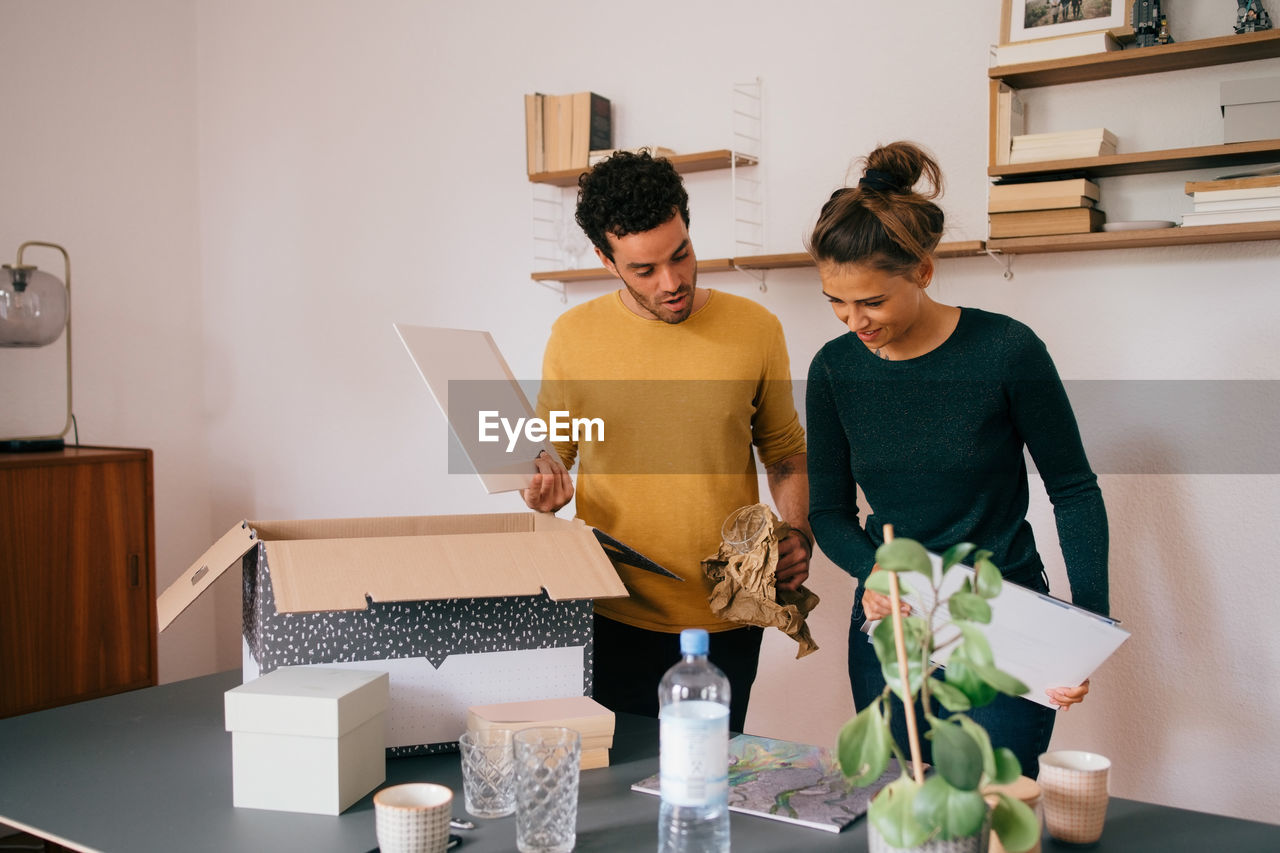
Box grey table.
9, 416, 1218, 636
0, 671, 1276, 852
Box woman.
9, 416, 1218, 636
804, 141, 1109, 779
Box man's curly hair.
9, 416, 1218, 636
575, 150, 691, 262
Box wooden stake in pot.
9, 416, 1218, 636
883, 523, 925, 785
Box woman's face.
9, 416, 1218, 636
819, 260, 931, 355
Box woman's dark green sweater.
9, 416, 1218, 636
806, 307, 1109, 617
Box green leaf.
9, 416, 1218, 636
991, 792, 1040, 853
941, 542, 977, 571
836, 699, 892, 786
869, 777, 930, 849
971, 662, 1030, 697
928, 678, 971, 713
954, 714, 995, 781
875, 538, 932, 576
872, 617, 926, 700
954, 623, 994, 666
992, 747, 1023, 785
928, 718, 984, 790
912, 775, 988, 840
944, 657, 997, 709
948, 592, 992, 624
975, 558, 1003, 599
973, 549, 993, 564
865, 570, 912, 598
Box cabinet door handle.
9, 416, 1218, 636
129, 554, 141, 588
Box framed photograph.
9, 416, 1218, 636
1001, 0, 1130, 44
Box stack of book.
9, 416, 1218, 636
988, 177, 1105, 238
1009, 128, 1117, 164
523, 91, 612, 175
466, 695, 615, 770
992, 30, 1121, 67
1182, 173, 1280, 227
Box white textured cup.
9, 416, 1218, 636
513, 727, 580, 853
459, 728, 516, 818
1038, 750, 1110, 845
374, 782, 453, 853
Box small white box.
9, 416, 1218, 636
225, 666, 389, 815
1221, 76, 1280, 143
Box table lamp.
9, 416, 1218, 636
1, 241, 73, 451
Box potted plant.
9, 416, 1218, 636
836, 530, 1041, 853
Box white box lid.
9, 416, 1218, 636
1221, 76, 1280, 109
225, 666, 389, 737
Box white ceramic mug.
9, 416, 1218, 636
374, 782, 454, 853
1038, 750, 1110, 845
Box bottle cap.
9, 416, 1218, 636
680, 628, 709, 656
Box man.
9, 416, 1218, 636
521, 150, 810, 733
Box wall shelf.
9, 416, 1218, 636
990, 139, 1280, 180
529, 241, 988, 283
528, 149, 759, 187
988, 29, 1280, 89
987, 220, 1280, 254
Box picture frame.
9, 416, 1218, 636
1001, 0, 1130, 44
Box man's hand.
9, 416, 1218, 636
520, 451, 574, 513
775, 530, 811, 592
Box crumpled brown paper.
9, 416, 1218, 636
702, 504, 820, 658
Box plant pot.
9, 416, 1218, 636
867, 810, 992, 853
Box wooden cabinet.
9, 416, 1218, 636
0, 446, 157, 717
987, 29, 1280, 254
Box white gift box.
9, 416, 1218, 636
224, 665, 389, 815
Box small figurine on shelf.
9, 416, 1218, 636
1235, 0, 1273, 33
1132, 0, 1166, 47
1157, 15, 1175, 44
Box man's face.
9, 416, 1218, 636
598, 213, 697, 324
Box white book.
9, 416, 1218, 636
1009, 142, 1116, 163
993, 31, 1120, 66
1181, 207, 1280, 227
1013, 127, 1117, 147
1189, 185, 1280, 203
1193, 195, 1280, 212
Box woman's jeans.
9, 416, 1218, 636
847, 584, 1057, 780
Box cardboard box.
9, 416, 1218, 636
224, 665, 388, 815
160, 512, 628, 755
1221, 76, 1280, 143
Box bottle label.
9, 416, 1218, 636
659, 700, 729, 807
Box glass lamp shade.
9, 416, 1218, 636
0, 266, 68, 347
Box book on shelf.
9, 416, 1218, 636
570, 92, 612, 171
1184, 174, 1280, 201
993, 82, 1026, 166
554, 93, 575, 171
523, 93, 545, 175
992, 30, 1121, 66
631, 735, 901, 833
989, 177, 1100, 213
1010, 127, 1117, 162
1190, 194, 1280, 212
588, 146, 677, 166
989, 206, 1106, 238
466, 695, 615, 752
1181, 206, 1280, 227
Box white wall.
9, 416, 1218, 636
4, 0, 1277, 824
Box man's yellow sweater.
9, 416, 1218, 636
536, 290, 806, 632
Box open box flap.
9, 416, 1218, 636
157, 521, 258, 631
263, 525, 627, 613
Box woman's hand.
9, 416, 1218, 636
1046, 679, 1090, 710
861, 565, 912, 621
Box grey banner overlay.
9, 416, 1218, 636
442, 380, 1280, 476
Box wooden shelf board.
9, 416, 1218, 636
987, 220, 1280, 254
532, 242, 988, 282
990, 29, 1280, 89
529, 149, 758, 187
531, 257, 737, 283
990, 139, 1280, 180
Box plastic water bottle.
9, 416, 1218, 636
658, 628, 730, 853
